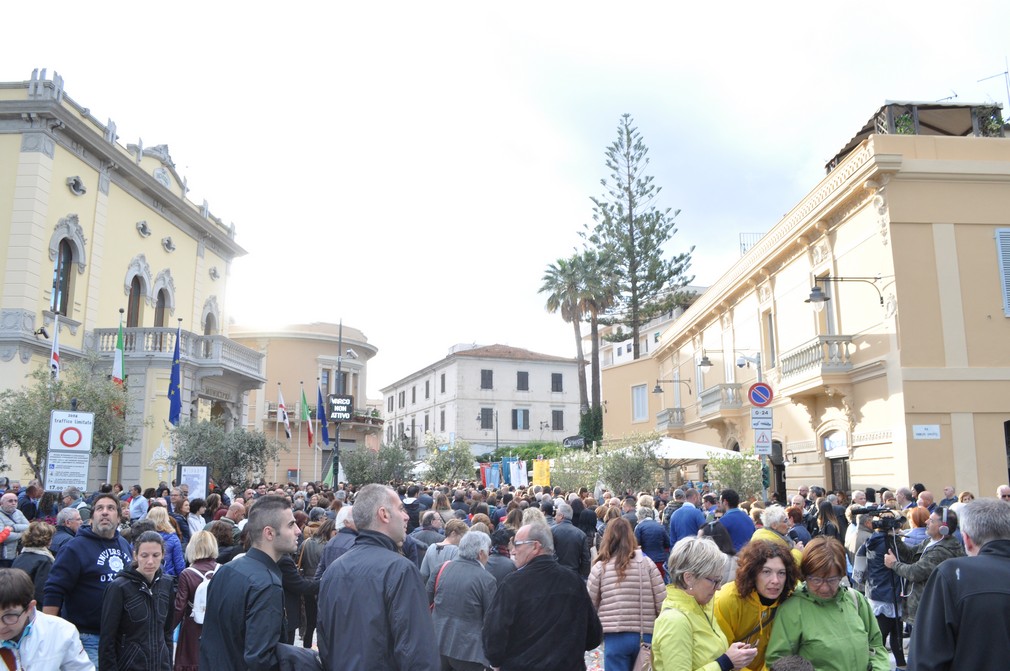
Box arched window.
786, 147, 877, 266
50, 240, 73, 315
127, 277, 143, 327
154, 289, 168, 327
204, 312, 217, 336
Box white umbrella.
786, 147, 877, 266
650, 437, 746, 467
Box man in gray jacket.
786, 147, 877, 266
0, 493, 29, 567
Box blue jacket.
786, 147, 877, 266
635, 518, 671, 564
669, 503, 705, 546
43, 526, 133, 634
720, 508, 756, 553
159, 531, 185, 577
853, 531, 901, 605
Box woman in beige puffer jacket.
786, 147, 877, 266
587, 517, 666, 671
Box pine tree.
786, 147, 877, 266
584, 113, 694, 359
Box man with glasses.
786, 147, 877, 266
42, 493, 132, 668
910, 498, 1010, 669
0, 568, 92, 670
317, 484, 438, 671
884, 506, 965, 636
996, 484, 1010, 501
482, 523, 602, 670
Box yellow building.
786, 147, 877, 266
0, 69, 263, 489
231, 322, 382, 483
605, 102, 1010, 498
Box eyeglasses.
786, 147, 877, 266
0, 609, 26, 625
807, 575, 844, 587
701, 576, 721, 588
1001, 495, 1010, 500
513, 540, 538, 548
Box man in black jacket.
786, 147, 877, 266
199, 495, 299, 671
483, 522, 602, 670
317, 484, 439, 670
909, 498, 1010, 670
551, 502, 591, 578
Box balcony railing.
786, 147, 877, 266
699, 383, 743, 417
656, 407, 686, 431
93, 327, 263, 380
779, 335, 854, 380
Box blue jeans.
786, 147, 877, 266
79, 632, 100, 669
604, 631, 651, 671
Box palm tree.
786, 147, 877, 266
577, 249, 614, 411
540, 255, 589, 415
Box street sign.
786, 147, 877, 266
327, 394, 354, 422
748, 382, 774, 407
563, 435, 585, 449
46, 410, 94, 492
754, 429, 773, 455
751, 407, 773, 430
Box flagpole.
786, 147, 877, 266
274, 382, 280, 484
297, 380, 303, 483
314, 377, 320, 482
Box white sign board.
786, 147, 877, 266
751, 407, 773, 430
754, 429, 772, 455
46, 410, 94, 492
912, 424, 941, 440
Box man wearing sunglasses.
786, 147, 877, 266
0, 568, 92, 670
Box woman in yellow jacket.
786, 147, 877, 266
713, 540, 799, 671
653, 537, 758, 671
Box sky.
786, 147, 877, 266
4, 3, 1009, 398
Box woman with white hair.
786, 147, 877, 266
750, 504, 803, 565
652, 537, 758, 671
428, 531, 497, 670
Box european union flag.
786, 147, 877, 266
168, 324, 182, 425
317, 386, 330, 446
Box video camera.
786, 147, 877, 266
850, 505, 904, 532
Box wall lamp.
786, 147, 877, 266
805, 276, 886, 313
33, 327, 49, 339
652, 379, 693, 395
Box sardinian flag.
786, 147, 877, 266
277, 389, 291, 439
50, 315, 60, 380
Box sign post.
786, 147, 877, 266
46, 410, 94, 492
746, 383, 774, 502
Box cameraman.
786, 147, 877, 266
853, 511, 906, 669
883, 507, 965, 633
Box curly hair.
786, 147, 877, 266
20, 520, 55, 549
734, 540, 798, 601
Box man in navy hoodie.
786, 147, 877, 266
42, 493, 131, 668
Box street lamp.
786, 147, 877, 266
699, 350, 763, 383
651, 379, 693, 395
805, 276, 886, 312
476, 409, 499, 452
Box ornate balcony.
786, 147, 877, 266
92, 327, 265, 388
699, 383, 743, 418
656, 407, 686, 432
778, 335, 854, 397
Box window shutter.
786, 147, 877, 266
998, 229, 1010, 317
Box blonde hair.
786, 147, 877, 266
146, 506, 175, 534
521, 507, 546, 527
185, 530, 219, 563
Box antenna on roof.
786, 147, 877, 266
935, 90, 958, 103
978, 57, 1010, 113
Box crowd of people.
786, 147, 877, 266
0, 475, 1008, 670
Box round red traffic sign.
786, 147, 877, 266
748, 382, 774, 407
60, 426, 83, 448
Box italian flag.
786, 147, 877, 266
112, 318, 125, 384
301, 388, 314, 446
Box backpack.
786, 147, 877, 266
184, 566, 214, 624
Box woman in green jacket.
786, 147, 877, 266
765, 536, 889, 671
652, 537, 758, 671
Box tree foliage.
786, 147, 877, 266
599, 433, 658, 495
540, 254, 589, 412
705, 449, 763, 500
340, 443, 413, 486
170, 420, 283, 488
0, 357, 139, 483
424, 434, 476, 484
583, 113, 694, 359
551, 449, 602, 494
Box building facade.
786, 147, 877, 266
604, 102, 1010, 498
0, 69, 263, 488
230, 322, 381, 483
381, 344, 581, 458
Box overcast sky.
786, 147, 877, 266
4, 3, 1009, 397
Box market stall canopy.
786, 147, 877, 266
650, 437, 746, 467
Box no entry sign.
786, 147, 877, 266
748, 382, 774, 407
